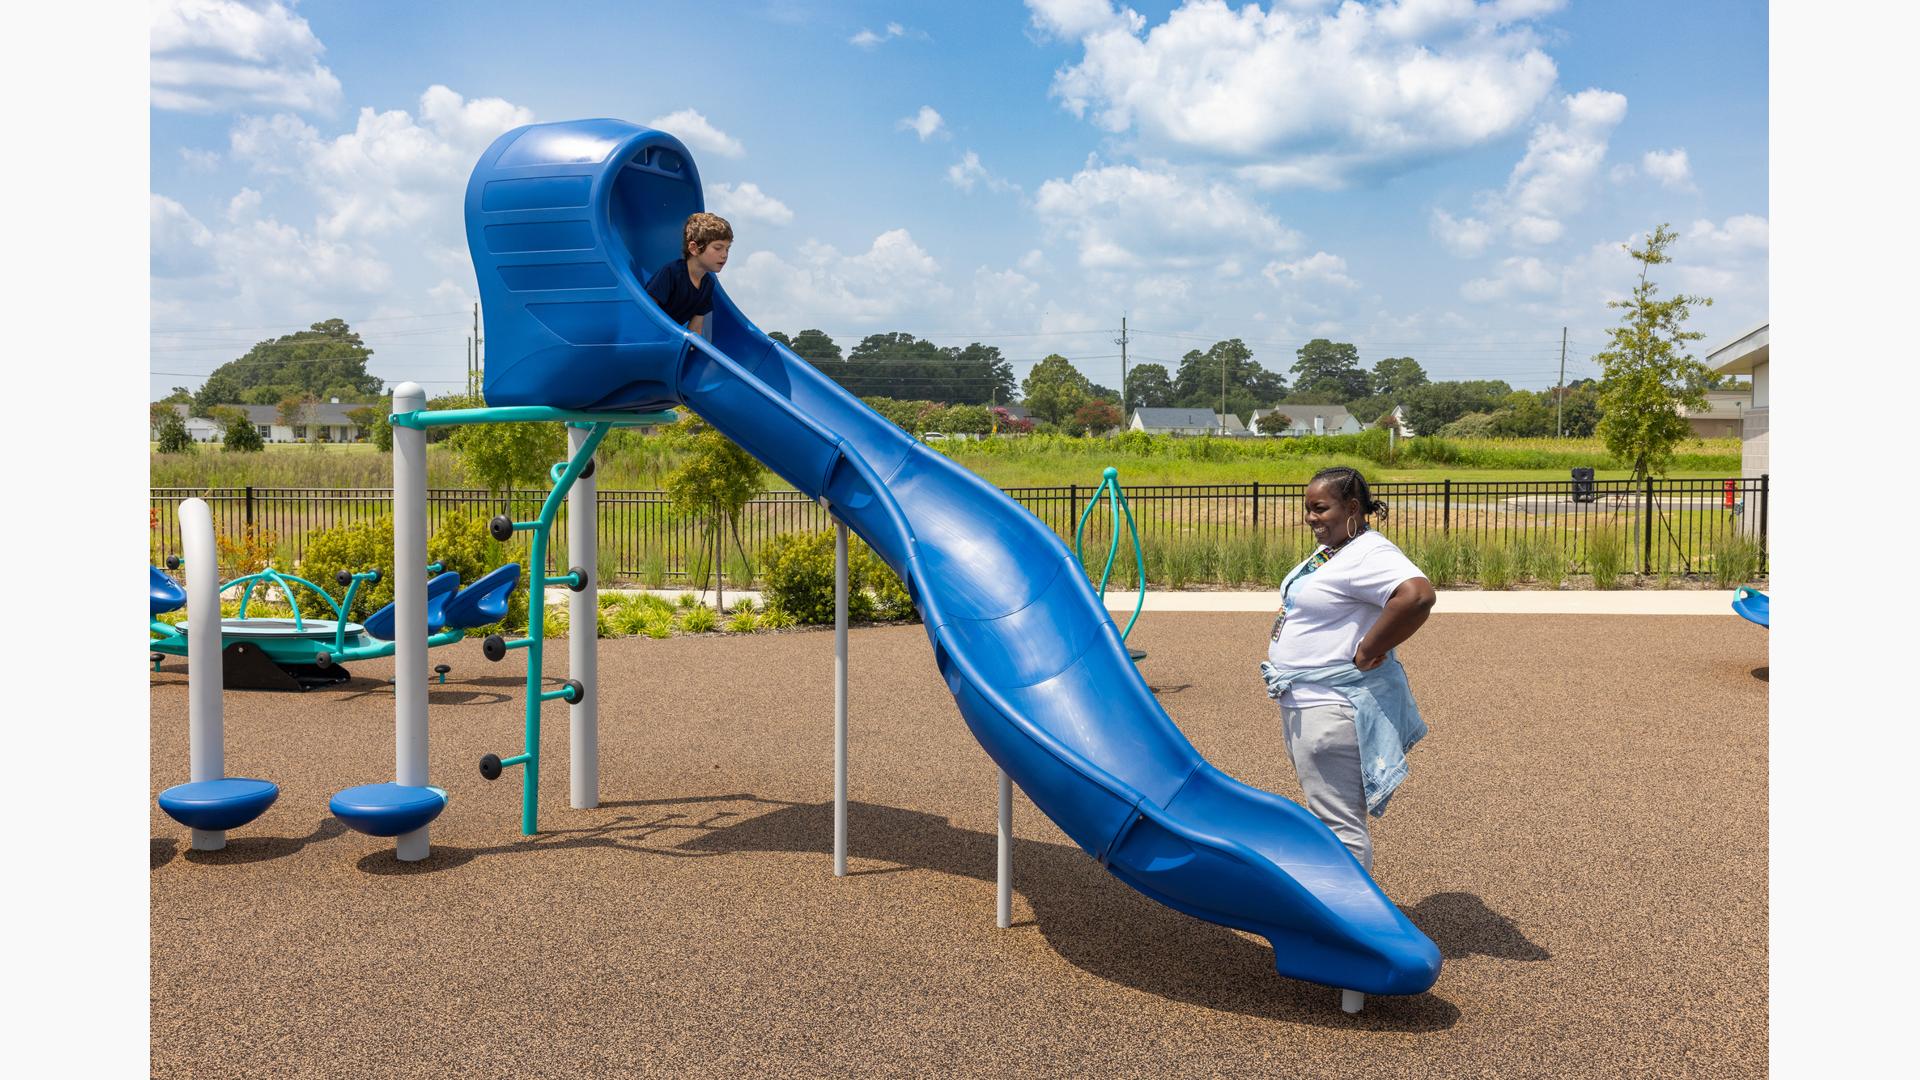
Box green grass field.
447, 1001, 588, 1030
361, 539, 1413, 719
152, 433, 1743, 491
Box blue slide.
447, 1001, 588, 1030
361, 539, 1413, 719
466, 120, 1440, 997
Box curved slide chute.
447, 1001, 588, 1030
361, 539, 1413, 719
465, 119, 1440, 996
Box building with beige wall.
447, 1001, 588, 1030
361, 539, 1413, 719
1707, 322, 1768, 477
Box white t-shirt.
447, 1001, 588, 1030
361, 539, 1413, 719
1265, 530, 1427, 708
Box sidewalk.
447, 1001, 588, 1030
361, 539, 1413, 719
556, 586, 1746, 616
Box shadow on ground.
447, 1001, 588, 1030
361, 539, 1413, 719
355, 795, 1517, 1029
153, 817, 350, 869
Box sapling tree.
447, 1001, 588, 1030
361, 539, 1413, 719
1594, 224, 1713, 479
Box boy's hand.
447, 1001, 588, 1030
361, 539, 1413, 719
1352, 645, 1385, 671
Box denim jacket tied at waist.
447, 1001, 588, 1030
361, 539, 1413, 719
1258, 655, 1427, 817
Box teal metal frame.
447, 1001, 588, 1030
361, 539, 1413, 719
392, 404, 675, 835
1074, 467, 1147, 643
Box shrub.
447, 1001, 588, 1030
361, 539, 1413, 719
542, 608, 567, 639
682, 604, 717, 633
1709, 531, 1763, 588
300, 511, 528, 626
761, 605, 797, 631
639, 548, 668, 589
858, 547, 916, 621
1412, 534, 1461, 587
727, 610, 759, 633
1477, 542, 1513, 590
730, 595, 756, 614
763, 531, 873, 624
1587, 527, 1626, 590
604, 601, 653, 637
724, 541, 756, 589
641, 608, 675, 639
217, 524, 280, 580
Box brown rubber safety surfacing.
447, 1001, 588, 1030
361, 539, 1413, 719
150, 613, 1767, 1078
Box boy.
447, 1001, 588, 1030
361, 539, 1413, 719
645, 211, 732, 336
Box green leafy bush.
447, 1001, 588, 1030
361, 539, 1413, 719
761, 605, 797, 630
641, 608, 674, 639
727, 610, 759, 633
682, 604, 717, 633
760, 530, 919, 624
1709, 531, 1763, 588
1477, 542, 1513, 590
299, 510, 527, 626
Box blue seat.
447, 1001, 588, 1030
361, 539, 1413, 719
156, 778, 279, 832
442, 563, 522, 630
329, 783, 449, 837
151, 566, 187, 617
1732, 587, 1770, 628
361, 571, 462, 641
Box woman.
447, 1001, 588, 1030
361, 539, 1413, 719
1260, 466, 1437, 872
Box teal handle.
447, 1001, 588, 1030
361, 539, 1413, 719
1073, 467, 1147, 642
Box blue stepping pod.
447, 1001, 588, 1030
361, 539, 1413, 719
329, 783, 450, 837
157, 778, 280, 832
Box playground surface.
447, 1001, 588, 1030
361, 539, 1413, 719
150, 612, 1767, 1078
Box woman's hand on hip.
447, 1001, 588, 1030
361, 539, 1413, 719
1352, 645, 1386, 671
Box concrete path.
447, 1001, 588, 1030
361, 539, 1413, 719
560, 586, 1748, 616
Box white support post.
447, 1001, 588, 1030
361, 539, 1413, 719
1341, 990, 1365, 1013
181, 498, 225, 852
833, 518, 849, 877
392, 382, 430, 862
996, 769, 1012, 928
568, 425, 599, 810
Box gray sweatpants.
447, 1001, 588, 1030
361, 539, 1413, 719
1280, 701, 1372, 872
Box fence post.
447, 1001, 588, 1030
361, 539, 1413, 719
245, 486, 254, 528
1758, 473, 1769, 572
1069, 483, 1079, 537
1643, 475, 1655, 575
1251, 481, 1260, 528
1442, 479, 1451, 533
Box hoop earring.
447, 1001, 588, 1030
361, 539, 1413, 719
1346, 516, 1359, 540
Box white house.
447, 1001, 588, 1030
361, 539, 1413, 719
1706, 322, 1767, 477
1678, 387, 1753, 439
1249, 405, 1363, 437
1131, 407, 1233, 435
154, 399, 373, 444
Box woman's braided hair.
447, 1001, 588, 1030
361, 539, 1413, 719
1310, 466, 1389, 522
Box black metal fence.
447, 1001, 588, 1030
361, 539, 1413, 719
151, 476, 1768, 582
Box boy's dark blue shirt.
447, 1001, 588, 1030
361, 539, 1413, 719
644, 258, 714, 326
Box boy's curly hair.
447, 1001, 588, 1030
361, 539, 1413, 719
683, 212, 733, 258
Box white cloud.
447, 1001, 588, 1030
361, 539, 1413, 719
1033, 161, 1299, 272
1018, 249, 1050, 274
1031, 0, 1560, 187
1431, 208, 1494, 257
1461, 255, 1557, 301
707, 182, 795, 226
151, 194, 215, 278
725, 229, 952, 327
947, 150, 1019, 194
851, 22, 922, 48
179, 147, 223, 172
231, 85, 534, 241
1262, 251, 1357, 288
1433, 87, 1628, 253
1642, 148, 1694, 189
899, 106, 947, 141
151, 0, 342, 113
647, 108, 745, 159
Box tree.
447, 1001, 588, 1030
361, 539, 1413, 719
1021, 353, 1093, 425
194, 318, 383, 412
1124, 363, 1175, 410
1398, 380, 1514, 435
1594, 224, 1713, 478
1070, 399, 1122, 436
662, 415, 766, 597
211, 405, 264, 452
1343, 394, 1396, 425
154, 406, 195, 453
277, 394, 311, 442
1291, 339, 1370, 401
1172, 339, 1286, 420
345, 405, 384, 448
779, 328, 846, 375
160, 386, 194, 407
448, 415, 567, 494
1255, 411, 1293, 436
1370, 356, 1428, 398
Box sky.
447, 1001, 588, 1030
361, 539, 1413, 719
148, 0, 1770, 403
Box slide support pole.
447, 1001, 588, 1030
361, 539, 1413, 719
392, 382, 430, 862
834, 518, 849, 877
997, 769, 1012, 928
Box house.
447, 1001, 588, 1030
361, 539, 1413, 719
1130, 407, 1232, 435
1216, 412, 1253, 437
153, 398, 375, 444
1706, 322, 1768, 477
1678, 387, 1752, 439
1248, 404, 1363, 437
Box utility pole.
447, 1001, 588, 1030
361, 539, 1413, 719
1220, 346, 1228, 435
1556, 325, 1567, 438
473, 302, 483, 397
1113, 315, 1130, 424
